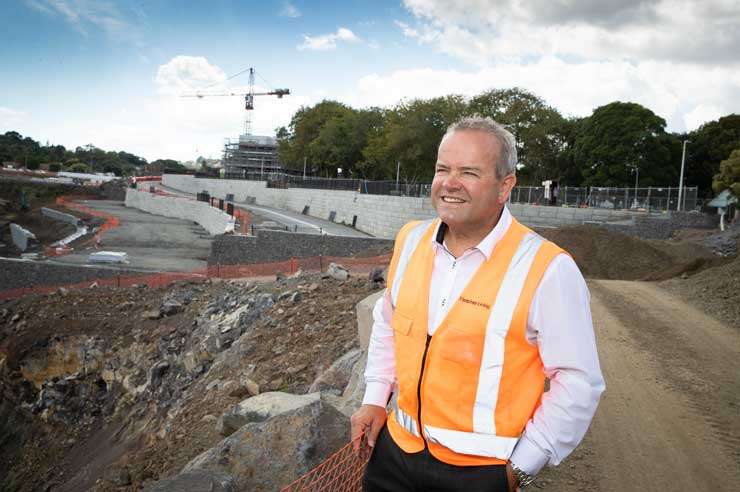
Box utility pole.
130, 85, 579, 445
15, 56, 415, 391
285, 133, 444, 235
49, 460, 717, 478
631, 165, 640, 208
396, 160, 400, 191
677, 140, 690, 211
303, 156, 307, 179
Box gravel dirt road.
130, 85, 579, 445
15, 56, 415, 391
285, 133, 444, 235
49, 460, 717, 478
538, 280, 740, 491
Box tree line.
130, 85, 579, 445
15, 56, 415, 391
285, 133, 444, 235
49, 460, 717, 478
0, 131, 189, 176
276, 88, 740, 197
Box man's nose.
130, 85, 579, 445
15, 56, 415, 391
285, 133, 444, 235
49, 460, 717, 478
442, 172, 462, 190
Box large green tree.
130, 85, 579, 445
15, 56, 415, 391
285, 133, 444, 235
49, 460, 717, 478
276, 100, 353, 175
687, 114, 740, 196
360, 95, 468, 182
574, 102, 678, 187
309, 108, 384, 177
468, 88, 569, 185
0, 131, 147, 176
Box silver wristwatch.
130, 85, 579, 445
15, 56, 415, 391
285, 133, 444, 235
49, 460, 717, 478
511, 465, 536, 489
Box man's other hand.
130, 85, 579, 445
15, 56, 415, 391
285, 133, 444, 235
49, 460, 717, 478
350, 404, 387, 453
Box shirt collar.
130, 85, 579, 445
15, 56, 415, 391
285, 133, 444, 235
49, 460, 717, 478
431, 205, 512, 260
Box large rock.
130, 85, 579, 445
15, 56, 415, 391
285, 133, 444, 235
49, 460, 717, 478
324, 291, 382, 416
325, 351, 368, 417
185, 392, 349, 491
144, 471, 236, 492
216, 392, 319, 437
356, 290, 384, 351
326, 263, 349, 281
308, 348, 362, 395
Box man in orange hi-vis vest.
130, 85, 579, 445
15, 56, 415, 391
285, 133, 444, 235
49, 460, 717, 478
350, 116, 605, 491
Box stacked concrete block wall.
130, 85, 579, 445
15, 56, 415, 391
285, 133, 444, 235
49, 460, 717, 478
209, 230, 393, 265
668, 211, 719, 229
0, 258, 136, 292
600, 212, 720, 240
163, 175, 670, 239
41, 207, 81, 226
125, 188, 235, 236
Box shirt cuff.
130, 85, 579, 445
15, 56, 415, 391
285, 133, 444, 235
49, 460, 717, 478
362, 381, 393, 407
509, 434, 551, 476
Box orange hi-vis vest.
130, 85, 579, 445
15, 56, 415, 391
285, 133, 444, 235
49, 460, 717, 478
384, 217, 565, 466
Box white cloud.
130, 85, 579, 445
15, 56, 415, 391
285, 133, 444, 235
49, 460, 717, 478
297, 27, 360, 51
155, 56, 228, 95
24, 0, 143, 43
399, 0, 740, 65
279, 2, 301, 18
0, 107, 27, 128
387, 0, 740, 132
683, 105, 726, 131
341, 58, 740, 133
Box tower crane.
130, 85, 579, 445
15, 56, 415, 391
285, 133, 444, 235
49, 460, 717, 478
180, 67, 289, 136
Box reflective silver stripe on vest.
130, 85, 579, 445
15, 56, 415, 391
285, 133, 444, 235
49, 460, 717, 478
423, 424, 519, 459
473, 232, 544, 436
394, 400, 421, 437
389, 220, 435, 307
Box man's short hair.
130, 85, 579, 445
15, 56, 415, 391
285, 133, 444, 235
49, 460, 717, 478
443, 116, 518, 178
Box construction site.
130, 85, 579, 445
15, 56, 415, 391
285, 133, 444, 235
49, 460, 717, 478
1, 163, 738, 491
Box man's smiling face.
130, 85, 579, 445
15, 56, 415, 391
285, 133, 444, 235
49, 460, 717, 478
431, 129, 513, 234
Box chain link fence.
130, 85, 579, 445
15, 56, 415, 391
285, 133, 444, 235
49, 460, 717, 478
509, 186, 698, 211
212, 172, 700, 211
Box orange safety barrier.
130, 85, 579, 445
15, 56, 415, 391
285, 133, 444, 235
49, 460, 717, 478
55, 195, 121, 234
234, 209, 251, 234
0, 253, 390, 301
281, 436, 371, 492
207, 254, 391, 279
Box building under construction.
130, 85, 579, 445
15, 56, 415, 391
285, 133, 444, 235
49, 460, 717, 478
222, 134, 283, 179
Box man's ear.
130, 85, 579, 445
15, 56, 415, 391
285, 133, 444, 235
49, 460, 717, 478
498, 174, 517, 204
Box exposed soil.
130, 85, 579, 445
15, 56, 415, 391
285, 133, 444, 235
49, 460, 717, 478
536, 280, 740, 491
538, 225, 719, 280
661, 251, 740, 328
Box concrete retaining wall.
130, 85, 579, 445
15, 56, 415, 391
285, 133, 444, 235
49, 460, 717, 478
10, 224, 36, 252
125, 188, 235, 236
209, 230, 393, 265
42, 207, 81, 226
162, 175, 650, 239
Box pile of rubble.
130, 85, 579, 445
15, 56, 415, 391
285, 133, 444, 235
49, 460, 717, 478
0, 264, 382, 491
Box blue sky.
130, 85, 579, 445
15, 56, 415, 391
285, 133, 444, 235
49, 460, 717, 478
1, 0, 739, 162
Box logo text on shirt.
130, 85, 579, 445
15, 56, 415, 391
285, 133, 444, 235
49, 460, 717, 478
459, 297, 491, 310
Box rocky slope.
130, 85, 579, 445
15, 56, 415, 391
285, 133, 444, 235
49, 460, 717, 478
1, 267, 381, 491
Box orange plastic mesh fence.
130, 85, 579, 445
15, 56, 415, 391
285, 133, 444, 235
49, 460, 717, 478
281, 437, 371, 492
0, 254, 390, 301
55, 195, 121, 234
208, 254, 391, 279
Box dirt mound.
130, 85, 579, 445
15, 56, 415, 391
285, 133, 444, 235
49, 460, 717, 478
538, 225, 716, 281
661, 252, 740, 328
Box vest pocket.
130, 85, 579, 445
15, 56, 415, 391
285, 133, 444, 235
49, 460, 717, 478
391, 310, 413, 336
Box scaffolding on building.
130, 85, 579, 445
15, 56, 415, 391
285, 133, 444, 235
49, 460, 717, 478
222, 134, 283, 179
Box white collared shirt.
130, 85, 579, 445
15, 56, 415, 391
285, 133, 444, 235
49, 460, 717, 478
362, 206, 605, 475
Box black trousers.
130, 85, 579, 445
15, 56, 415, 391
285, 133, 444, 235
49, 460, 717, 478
363, 426, 510, 492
